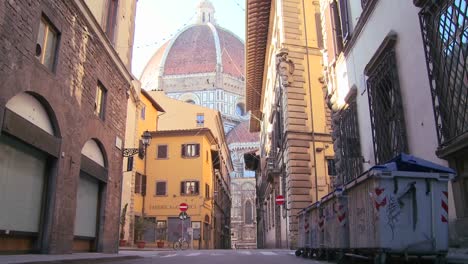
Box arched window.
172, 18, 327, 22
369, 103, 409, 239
235, 103, 245, 116
186, 99, 196, 104
245, 200, 253, 224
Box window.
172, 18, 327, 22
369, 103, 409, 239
196, 113, 204, 127
36, 16, 58, 71
181, 181, 199, 195
134, 173, 146, 195
327, 159, 337, 176
366, 35, 407, 164
338, 0, 350, 42
157, 145, 168, 159
337, 99, 363, 183
126, 156, 133, 171
181, 144, 200, 158
95, 82, 107, 120
141, 105, 146, 120
205, 183, 210, 199
245, 200, 253, 224
106, 0, 119, 44
156, 181, 167, 196
419, 1, 468, 146
235, 103, 245, 116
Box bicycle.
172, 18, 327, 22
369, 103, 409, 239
173, 237, 189, 250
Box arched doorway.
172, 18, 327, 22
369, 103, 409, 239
0, 92, 60, 253
73, 139, 107, 252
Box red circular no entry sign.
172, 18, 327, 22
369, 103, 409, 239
179, 203, 188, 212
276, 195, 285, 205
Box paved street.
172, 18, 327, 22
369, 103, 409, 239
116, 249, 325, 264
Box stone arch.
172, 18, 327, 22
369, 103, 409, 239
5, 91, 61, 136
74, 139, 108, 251
81, 139, 107, 168
1, 92, 61, 252
179, 93, 200, 105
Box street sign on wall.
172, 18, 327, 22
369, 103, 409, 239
276, 195, 285, 205
179, 202, 188, 212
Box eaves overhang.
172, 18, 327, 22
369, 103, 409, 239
245, 0, 272, 132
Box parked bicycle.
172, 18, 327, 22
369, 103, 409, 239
173, 236, 189, 250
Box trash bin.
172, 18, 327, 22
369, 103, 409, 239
321, 191, 349, 251
346, 154, 454, 258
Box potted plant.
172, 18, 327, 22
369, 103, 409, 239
119, 203, 128, 247
134, 216, 148, 248
156, 226, 166, 248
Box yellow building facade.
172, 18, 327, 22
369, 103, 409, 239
245, 0, 334, 248
122, 90, 164, 246
133, 91, 233, 249
143, 129, 217, 249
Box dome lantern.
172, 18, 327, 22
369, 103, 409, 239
196, 0, 216, 24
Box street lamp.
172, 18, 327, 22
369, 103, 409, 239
141, 130, 151, 217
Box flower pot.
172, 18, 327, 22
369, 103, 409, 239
157, 241, 164, 248
136, 241, 146, 248
119, 239, 127, 247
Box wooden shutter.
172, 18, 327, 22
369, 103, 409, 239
180, 182, 185, 194
181, 144, 186, 157
156, 182, 166, 195
142, 175, 147, 196
195, 182, 200, 194
127, 156, 133, 171
135, 173, 141, 193
338, 0, 350, 41
195, 144, 200, 156
331, 0, 343, 55
158, 145, 167, 159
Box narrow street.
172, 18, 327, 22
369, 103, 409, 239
115, 249, 325, 264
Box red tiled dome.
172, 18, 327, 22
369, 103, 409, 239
226, 120, 259, 145
140, 24, 245, 89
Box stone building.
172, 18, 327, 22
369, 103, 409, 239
245, 0, 334, 248
0, 0, 138, 253
139, 0, 258, 248
227, 121, 259, 249
320, 0, 467, 247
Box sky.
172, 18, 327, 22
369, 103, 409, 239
131, 0, 246, 78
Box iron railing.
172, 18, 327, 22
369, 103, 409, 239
419, 0, 468, 147
367, 49, 408, 165
338, 101, 363, 183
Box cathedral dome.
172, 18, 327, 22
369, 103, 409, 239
140, 0, 247, 133
140, 23, 244, 90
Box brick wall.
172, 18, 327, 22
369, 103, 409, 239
0, 0, 130, 253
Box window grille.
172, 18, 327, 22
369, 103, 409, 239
419, 0, 468, 146
366, 42, 408, 164
338, 101, 363, 183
